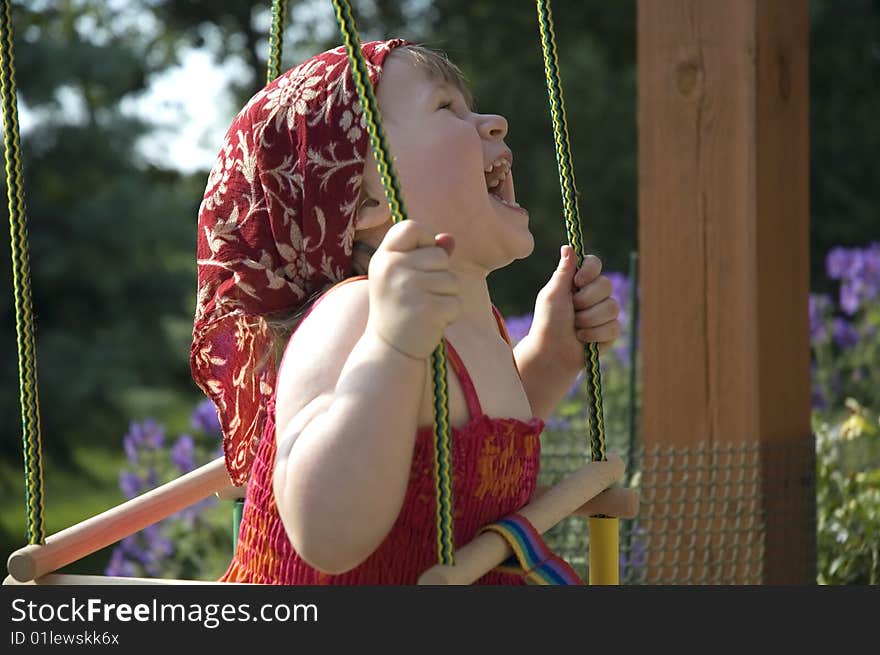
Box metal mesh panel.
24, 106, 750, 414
539, 434, 774, 584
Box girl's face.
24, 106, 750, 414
363, 50, 535, 274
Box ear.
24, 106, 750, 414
355, 195, 391, 231
356, 150, 391, 230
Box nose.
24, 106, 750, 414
477, 113, 508, 141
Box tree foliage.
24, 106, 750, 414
1, 1, 204, 460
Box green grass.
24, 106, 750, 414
2, 444, 131, 577
1, 388, 239, 582
3, 439, 237, 582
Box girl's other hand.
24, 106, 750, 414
366, 221, 460, 359
530, 245, 622, 372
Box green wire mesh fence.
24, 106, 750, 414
539, 432, 817, 585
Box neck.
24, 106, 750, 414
448, 266, 498, 335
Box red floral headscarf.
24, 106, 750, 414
191, 39, 408, 485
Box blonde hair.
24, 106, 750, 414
397, 43, 473, 108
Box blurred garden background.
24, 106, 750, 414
1, 0, 878, 583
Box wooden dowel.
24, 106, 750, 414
6, 457, 231, 583
3, 573, 234, 585
533, 483, 639, 518
571, 486, 639, 519
215, 481, 247, 501
418, 454, 626, 585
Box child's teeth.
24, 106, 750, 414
484, 159, 512, 191
495, 196, 521, 209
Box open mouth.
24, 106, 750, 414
484, 158, 524, 211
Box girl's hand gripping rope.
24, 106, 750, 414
367, 221, 460, 360
530, 245, 622, 375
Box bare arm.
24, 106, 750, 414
513, 249, 620, 422
513, 333, 581, 421
273, 282, 427, 574
273, 222, 460, 575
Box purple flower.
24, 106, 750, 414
112, 408, 220, 578
123, 418, 166, 458
145, 467, 158, 489
117, 534, 147, 562
827, 243, 880, 315
545, 416, 572, 430
141, 418, 165, 448
143, 524, 174, 559
606, 271, 637, 366
123, 429, 139, 465
606, 273, 632, 331
503, 313, 533, 345
119, 471, 143, 499
826, 246, 851, 279
809, 294, 831, 344
866, 242, 880, 282
606, 271, 632, 310
840, 281, 862, 315
832, 317, 860, 349
105, 548, 137, 578
190, 398, 222, 436
170, 434, 196, 474
113, 525, 175, 578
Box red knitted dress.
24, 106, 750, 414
220, 281, 544, 585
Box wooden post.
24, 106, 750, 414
637, 0, 814, 583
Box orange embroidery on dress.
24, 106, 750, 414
474, 424, 525, 501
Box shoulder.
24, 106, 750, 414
275, 278, 370, 431
292, 277, 370, 345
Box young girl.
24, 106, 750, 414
191, 39, 622, 584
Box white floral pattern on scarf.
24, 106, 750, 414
191, 40, 408, 486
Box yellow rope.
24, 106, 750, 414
267, 0, 289, 83
536, 0, 617, 585
1, 0, 45, 545
331, 0, 456, 566
535, 0, 606, 463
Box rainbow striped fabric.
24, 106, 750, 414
482, 514, 584, 585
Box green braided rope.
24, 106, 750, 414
331, 0, 456, 566
536, 0, 606, 463
429, 342, 455, 564
1, 0, 45, 545
267, 0, 289, 83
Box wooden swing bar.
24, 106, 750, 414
5, 457, 239, 584
6, 454, 635, 585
